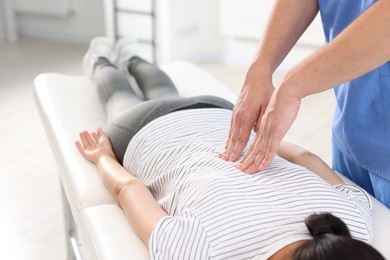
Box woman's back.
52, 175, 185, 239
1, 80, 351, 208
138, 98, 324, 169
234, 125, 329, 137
124, 108, 372, 259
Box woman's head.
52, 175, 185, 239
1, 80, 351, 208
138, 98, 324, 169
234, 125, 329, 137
294, 213, 385, 260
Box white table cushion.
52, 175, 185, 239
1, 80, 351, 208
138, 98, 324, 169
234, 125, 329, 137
34, 73, 115, 224
78, 205, 149, 260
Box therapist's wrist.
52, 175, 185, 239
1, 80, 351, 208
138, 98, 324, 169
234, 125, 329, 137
247, 59, 274, 78
279, 70, 307, 100
244, 61, 275, 91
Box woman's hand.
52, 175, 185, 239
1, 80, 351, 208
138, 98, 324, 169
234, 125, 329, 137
222, 69, 274, 162
75, 128, 116, 164
238, 84, 302, 174
76, 128, 167, 246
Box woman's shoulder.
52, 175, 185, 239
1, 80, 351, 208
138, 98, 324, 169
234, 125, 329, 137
333, 183, 373, 210
149, 212, 211, 259
333, 183, 373, 242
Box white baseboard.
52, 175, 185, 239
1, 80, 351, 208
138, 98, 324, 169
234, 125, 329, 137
19, 27, 91, 44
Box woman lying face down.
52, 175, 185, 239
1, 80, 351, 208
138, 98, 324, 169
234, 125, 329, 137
76, 42, 384, 259
76, 126, 384, 260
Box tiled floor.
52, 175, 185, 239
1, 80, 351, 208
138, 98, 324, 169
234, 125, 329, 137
0, 37, 335, 259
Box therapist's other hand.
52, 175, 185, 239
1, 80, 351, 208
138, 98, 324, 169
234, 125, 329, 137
223, 69, 274, 162
238, 85, 302, 174
75, 128, 116, 165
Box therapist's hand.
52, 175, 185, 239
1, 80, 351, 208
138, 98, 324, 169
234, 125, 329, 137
238, 84, 302, 174
222, 69, 274, 162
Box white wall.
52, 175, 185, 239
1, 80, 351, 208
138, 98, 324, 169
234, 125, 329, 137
221, 37, 322, 71
154, 0, 224, 64
16, 0, 105, 43
13, 0, 323, 68
219, 0, 325, 70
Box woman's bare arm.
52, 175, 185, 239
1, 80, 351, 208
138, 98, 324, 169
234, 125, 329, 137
276, 140, 344, 185
76, 129, 167, 245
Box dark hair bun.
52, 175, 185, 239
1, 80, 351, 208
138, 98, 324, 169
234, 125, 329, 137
305, 213, 351, 238
294, 213, 385, 260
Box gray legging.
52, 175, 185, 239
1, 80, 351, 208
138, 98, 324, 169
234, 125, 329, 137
93, 56, 234, 163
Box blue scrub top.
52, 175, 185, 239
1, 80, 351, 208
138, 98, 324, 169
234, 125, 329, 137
317, 0, 390, 178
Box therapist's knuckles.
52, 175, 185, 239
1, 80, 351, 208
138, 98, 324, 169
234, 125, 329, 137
239, 153, 250, 166
232, 139, 248, 159
241, 155, 261, 174
244, 164, 258, 174
239, 153, 257, 171
226, 136, 247, 161
251, 160, 264, 174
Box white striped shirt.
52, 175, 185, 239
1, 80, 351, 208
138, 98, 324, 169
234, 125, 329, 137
123, 108, 372, 260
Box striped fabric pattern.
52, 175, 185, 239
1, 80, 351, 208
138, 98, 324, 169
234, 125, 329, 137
123, 108, 372, 260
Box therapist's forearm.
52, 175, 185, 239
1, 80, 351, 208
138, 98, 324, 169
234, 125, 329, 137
282, 0, 390, 98
250, 0, 319, 74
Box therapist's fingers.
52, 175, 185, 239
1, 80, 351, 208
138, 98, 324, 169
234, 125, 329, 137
239, 137, 278, 174
239, 129, 260, 164
224, 76, 274, 162
236, 105, 268, 164
224, 121, 241, 161
258, 136, 281, 171
223, 114, 254, 162
240, 85, 302, 173
223, 126, 237, 161
238, 131, 266, 174
227, 124, 253, 162
253, 108, 267, 133
239, 114, 283, 173
224, 114, 237, 152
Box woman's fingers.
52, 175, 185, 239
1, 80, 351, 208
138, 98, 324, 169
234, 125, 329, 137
84, 132, 96, 150
75, 141, 85, 154
75, 128, 109, 165
97, 127, 105, 137
92, 131, 99, 143
79, 130, 97, 149
85, 131, 95, 146
79, 131, 90, 148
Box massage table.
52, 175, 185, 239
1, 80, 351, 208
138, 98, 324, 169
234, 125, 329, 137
34, 61, 390, 260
